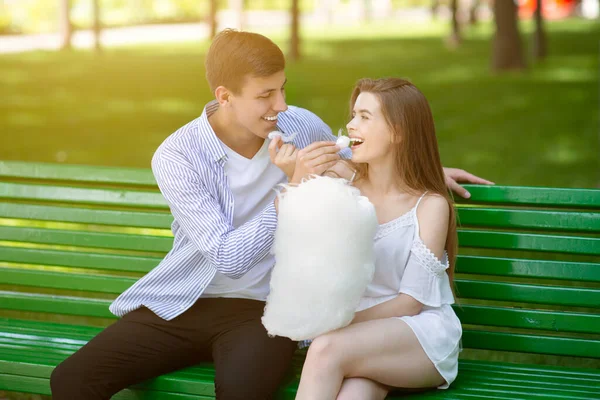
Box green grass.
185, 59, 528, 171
0, 19, 598, 189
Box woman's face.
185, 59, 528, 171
346, 92, 394, 164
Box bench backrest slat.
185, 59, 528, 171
0, 203, 173, 229
0, 182, 168, 209
0, 291, 113, 319
455, 280, 600, 308
0, 161, 157, 187
456, 256, 600, 282
0, 246, 160, 274
0, 226, 173, 253
455, 305, 600, 335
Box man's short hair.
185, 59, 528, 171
205, 29, 286, 94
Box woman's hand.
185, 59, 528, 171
268, 136, 299, 180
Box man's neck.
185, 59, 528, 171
208, 108, 264, 159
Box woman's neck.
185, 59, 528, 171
364, 158, 403, 196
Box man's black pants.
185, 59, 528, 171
50, 298, 297, 400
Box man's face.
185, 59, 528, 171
229, 70, 288, 139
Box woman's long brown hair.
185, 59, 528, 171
349, 78, 457, 285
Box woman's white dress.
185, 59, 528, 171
356, 194, 462, 389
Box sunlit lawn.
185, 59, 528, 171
0, 19, 598, 188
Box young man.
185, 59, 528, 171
50, 30, 490, 400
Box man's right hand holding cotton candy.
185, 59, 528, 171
268, 136, 341, 184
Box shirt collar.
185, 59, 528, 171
197, 100, 228, 164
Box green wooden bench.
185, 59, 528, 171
0, 160, 598, 400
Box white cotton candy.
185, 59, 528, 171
268, 131, 282, 140
336, 136, 351, 149
268, 131, 297, 143
262, 176, 378, 341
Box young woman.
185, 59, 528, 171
275, 77, 462, 399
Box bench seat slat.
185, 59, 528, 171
455, 305, 600, 334
0, 344, 598, 400
0, 373, 215, 400
2, 331, 597, 391
457, 208, 600, 232
456, 256, 600, 282
0, 202, 173, 229
458, 230, 600, 255
455, 280, 600, 308
0, 161, 157, 187
452, 377, 600, 398
0, 182, 168, 209
0, 226, 173, 252
0, 246, 160, 273
462, 330, 600, 358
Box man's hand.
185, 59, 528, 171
291, 141, 340, 183
443, 167, 494, 199
268, 136, 299, 180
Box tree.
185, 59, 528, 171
532, 0, 547, 60
59, 0, 73, 50
469, 0, 481, 25
209, 0, 218, 39
448, 0, 461, 46
492, 0, 526, 71
92, 0, 102, 52
290, 0, 300, 61
431, 0, 441, 20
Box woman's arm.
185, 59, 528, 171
352, 293, 423, 324
353, 194, 450, 324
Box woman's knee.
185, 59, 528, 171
305, 334, 343, 369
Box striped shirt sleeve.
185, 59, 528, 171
152, 148, 277, 279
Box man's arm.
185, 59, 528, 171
152, 149, 277, 279
443, 167, 494, 199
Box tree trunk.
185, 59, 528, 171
209, 0, 218, 39
449, 0, 461, 46
290, 0, 300, 61
469, 0, 480, 25
92, 0, 102, 52
533, 0, 547, 60
431, 0, 440, 20
492, 0, 526, 71
59, 0, 72, 50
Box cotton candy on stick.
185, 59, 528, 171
262, 176, 378, 341
335, 128, 351, 149
336, 136, 351, 148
